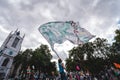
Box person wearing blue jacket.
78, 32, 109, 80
58, 58, 67, 80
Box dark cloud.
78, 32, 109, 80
0, 0, 11, 8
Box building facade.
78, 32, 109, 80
0, 30, 24, 79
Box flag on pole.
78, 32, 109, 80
39, 21, 94, 46
38, 21, 94, 57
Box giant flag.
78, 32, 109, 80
38, 21, 94, 57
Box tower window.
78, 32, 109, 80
2, 58, 9, 66
12, 37, 20, 48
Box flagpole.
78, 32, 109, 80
51, 47, 60, 59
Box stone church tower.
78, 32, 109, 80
0, 29, 24, 79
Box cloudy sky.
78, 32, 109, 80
0, 0, 120, 60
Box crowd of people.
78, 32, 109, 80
57, 58, 120, 80
13, 68, 120, 80
13, 58, 120, 80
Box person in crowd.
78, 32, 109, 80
50, 71, 56, 80
58, 58, 67, 80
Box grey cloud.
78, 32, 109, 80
19, 0, 58, 11
0, 0, 11, 8
0, 32, 8, 45
94, 0, 120, 16
0, 0, 120, 59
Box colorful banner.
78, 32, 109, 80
114, 63, 120, 69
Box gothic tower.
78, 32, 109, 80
0, 29, 24, 79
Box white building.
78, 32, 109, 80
0, 30, 24, 79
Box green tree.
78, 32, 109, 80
93, 38, 110, 58
113, 29, 120, 53
12, 49, 33, 78
65, 58, 77, 71
108, 29, 120, 64
66, 37, 112, 74
114, 29, 120, 42
30, 44, 53, 73
13, 44, 57, 78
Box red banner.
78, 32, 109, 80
114, 63, 120, 69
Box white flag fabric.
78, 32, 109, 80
39, 21, 94, 47
38, 21, 94, 57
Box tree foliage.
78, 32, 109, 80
13, 44, 57, 78
66, 37, 116, 74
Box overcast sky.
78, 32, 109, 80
0, 0, 120, 60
